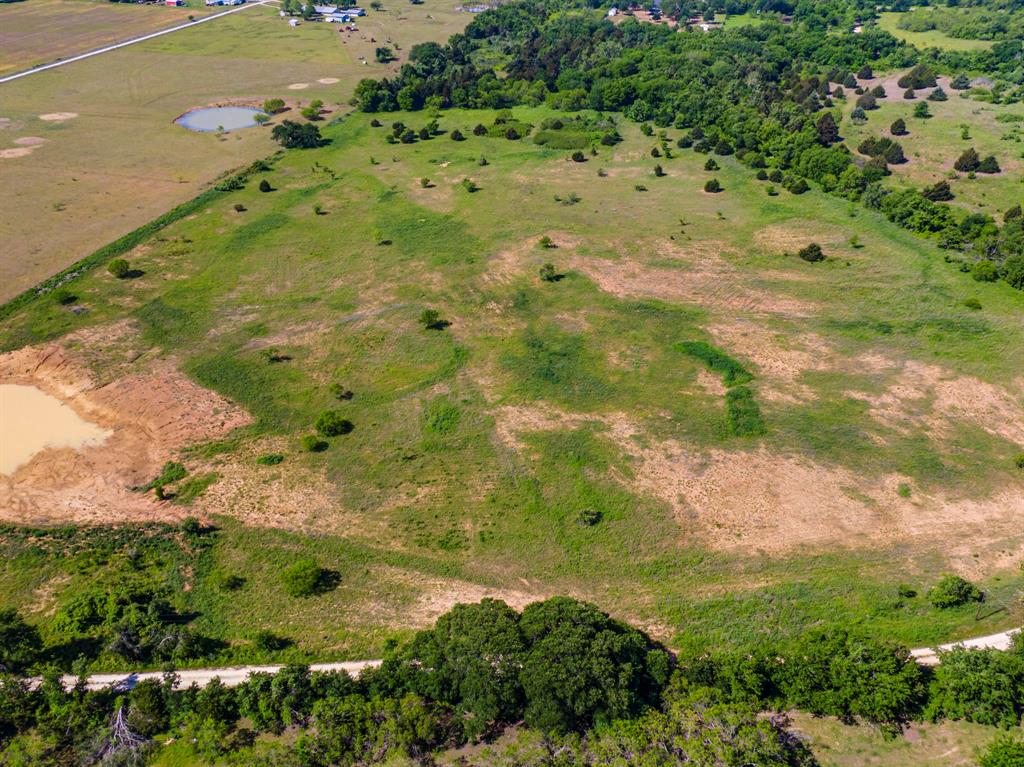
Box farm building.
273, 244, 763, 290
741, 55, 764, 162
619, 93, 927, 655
313, 4, 364, 14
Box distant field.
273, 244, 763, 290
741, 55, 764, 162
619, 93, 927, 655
2, 107, 1022, 664
721, 11, 767, 27
0, 0, 215, 76
840, 73, 1024, 216
0, 0, 472, 302
791, 714, 1017, 767
877, 12, 994, 52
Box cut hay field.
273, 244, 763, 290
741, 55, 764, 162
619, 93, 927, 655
877, 12, 994, 53
0, 0, 471, 302
1, 106, 1022, 665
0, 0, 215, 76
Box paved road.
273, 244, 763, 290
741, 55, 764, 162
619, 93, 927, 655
0, 0, 273, 86
41, 626, 1019, 691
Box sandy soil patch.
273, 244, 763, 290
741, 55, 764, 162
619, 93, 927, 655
317, 77, 341, 84
288, 82, 310, 90
847, 356, 1024, 444
14, 136, 46, 146
0, 338, 252, 526
368, 566, 545, 628
492, 402, 609, 453
38, 112, 78, 122
0, 118, 13, 129
573, 247, 816, 318
0, 147, 35, 159
191, 436, 343, 531
622, 437, 1024, 558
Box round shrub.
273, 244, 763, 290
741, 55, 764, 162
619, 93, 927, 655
315, 410, 354, 437
107, 259, 130, 279
928, 574, 982, 609
301, 434, 328, 453
281, 557, 324, 597
797, 243, 824, 262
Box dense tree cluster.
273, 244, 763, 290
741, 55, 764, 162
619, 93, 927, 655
2, 599, 1023, 765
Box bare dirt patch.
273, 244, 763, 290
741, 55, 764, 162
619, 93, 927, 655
0, 147, 35, 159
621, 438, 1024, 558
754, 221, 848, 253
0, 336, 252, 526
14, 136, 46, 146
191, 436, 344, 531
484, 232, 583, 285
488, 397, 1024, 564
317, 77, 341, 84
367, 566, 546, 628
573, 247, 817, 318
847, 356, 1024, 444
288, 82, 310, 90
39, 112, 78, 122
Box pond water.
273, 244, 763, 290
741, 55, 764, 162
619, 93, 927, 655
175, 106, 266, 132
0, 384, 112, 475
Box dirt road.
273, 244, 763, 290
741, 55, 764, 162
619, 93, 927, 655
40, 626, 1018, 691
57, 660, 381, 692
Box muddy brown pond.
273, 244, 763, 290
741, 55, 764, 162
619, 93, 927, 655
0, 384, 112, 475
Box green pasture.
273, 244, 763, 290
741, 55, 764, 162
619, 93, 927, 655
1, 106, 1022, 665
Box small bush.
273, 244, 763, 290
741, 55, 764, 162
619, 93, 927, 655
704, 178, 721, 193
539, 263, 558, 282
450, 129, 465, 141
329, 383, 354, 400
281, 558, 324, 597
315, 410, 354, 437
980, 735, 1024, 767
928, 574, 982, 609
577, 508, 602, 527
258, 179, 272, 193
252, 630, 289, 652
217, 573, 245, 591
962, 297, 981, 311
653, 164, 665, 177
1014, 453, 1024, 470
301, 434, 328, 453
419, 308, 445, 329
107, 259, 131, 279
461, 178, 478, 193
971, 260, 999, 282
704, 158, 719, 171
797, 243, 824, 262
257, 453, 285, 466
571, 150, 586, 162
726, 386, 766, 437
233, 203, 246, 213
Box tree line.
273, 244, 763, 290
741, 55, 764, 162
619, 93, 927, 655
2, 596, 1023, 765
